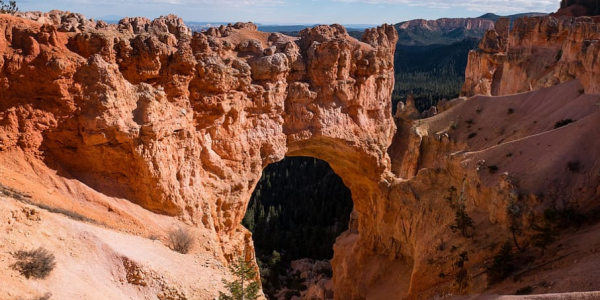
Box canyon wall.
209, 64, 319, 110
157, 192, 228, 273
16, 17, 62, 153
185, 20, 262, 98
397, 18, 494, 31
395, 17, 494, 45
462, 15, 600, 96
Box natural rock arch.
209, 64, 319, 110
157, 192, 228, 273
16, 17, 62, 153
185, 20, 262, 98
0, 13, 400, 298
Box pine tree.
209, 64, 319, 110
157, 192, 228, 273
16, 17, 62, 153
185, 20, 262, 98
0, 1, 18, 14
530, 223, 555, 255
242, 206, 255, 232
454, 251, 469, 293
487, 241, 514, 284
219, 250, 261, 300
446, 181, 475, 238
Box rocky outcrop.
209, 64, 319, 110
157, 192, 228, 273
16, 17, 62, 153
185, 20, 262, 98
0, 12, 398, 299
15, 10, 106, 32
462, 15, 600, 96
554, 0, 600, 17
118, 15, 192, 38
276, 259, 334, 300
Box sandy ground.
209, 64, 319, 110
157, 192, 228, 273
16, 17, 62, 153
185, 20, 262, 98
0, 150, 234, 300
417, 81, 600, 300
0, 194, 231, 300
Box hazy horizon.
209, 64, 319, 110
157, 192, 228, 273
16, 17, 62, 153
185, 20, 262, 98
16, 0, 560, 25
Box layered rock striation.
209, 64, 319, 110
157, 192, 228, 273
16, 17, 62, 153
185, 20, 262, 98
397, 18, 494, 32
462, 14, 600, 96
395, 17, 494, 45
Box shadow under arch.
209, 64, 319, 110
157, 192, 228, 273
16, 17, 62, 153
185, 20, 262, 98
285, 135, 389, 215
278, 134, 415, 300
244, 155, 353, 299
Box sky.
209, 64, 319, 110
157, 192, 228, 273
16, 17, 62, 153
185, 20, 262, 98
16, 0, 562, 25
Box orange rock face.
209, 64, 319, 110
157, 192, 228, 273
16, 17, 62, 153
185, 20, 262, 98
462, 15, 600, 96
0, 12, 399, 298
0, 13, 396, 223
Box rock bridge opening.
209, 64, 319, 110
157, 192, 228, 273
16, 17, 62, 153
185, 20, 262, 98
0, 14, 401, 300
243, 156, 353, 299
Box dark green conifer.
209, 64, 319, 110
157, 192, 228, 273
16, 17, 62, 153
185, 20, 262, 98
219, 250, 261, 300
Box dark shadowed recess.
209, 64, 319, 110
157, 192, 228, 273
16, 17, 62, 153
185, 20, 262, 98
243, 156, 353, 298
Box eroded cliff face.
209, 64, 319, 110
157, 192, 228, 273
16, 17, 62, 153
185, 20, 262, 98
0, 11, 399, 299
462, 15, 600, 96
554, 0, 600, 17
1, 12, 396, 229
384, 80, 600, 297
395, 17, 494, 46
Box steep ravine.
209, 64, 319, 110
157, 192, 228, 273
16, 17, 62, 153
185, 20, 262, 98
1, 10, 600, 300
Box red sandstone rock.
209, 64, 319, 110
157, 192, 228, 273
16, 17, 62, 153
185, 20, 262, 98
0, 12, 398, 299
16, 10, 99, 32
463, 15, 600, 96
554, 0, 600, 17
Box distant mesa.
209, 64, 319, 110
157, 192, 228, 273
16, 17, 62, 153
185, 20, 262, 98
477, 12, 548, 22
97, 15, 123, 22
394, 12, 548, 46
